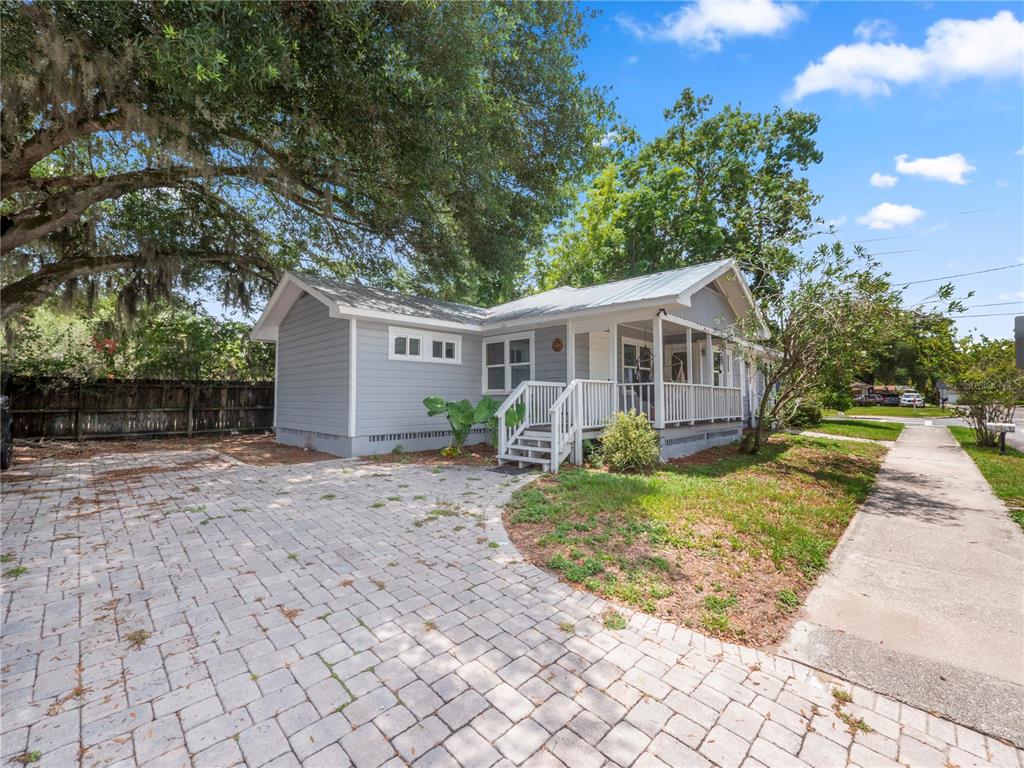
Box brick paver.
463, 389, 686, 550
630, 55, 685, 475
2, 448, 1021, 767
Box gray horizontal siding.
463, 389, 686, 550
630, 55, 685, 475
676, 284, 739, 329
534, 324, 567, 383
276, 293, 348, 436
355, 319, 483, 437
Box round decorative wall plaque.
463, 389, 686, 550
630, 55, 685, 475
551, 337, 564, 352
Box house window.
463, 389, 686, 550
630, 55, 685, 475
483, 333, 534, 393
388, 327, 460, 364
621, 340, 653, 384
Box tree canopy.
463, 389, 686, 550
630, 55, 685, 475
738, 242, 903, 453
539, 89, 823, 298
2, 299, 273, 382
1, 0, 610, 321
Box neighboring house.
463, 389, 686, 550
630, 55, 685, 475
252, 258, 772, 470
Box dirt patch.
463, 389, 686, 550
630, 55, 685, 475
366, 442, 497, 467
9, 433, 337, 467
505, 508, 806, 647
503, 435, 886, 648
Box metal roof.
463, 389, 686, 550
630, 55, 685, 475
293, 258, 736, 327
483, 260, 731, 323
300, 274, 488, 325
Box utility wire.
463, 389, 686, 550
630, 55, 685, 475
898, 263, 1023, 286
954, 312, 1023, 318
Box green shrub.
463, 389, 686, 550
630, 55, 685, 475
821, 390, 853, 412
599, 410, 661, 473
788, 399, 822, 428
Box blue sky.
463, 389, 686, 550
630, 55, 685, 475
577, 1, 1024, 340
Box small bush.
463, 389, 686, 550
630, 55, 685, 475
788, 400, 822, 428
600, 410, 661, 473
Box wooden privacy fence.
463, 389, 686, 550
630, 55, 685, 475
4, 378, 274, 440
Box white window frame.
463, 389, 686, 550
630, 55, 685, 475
481, 331, 535, 395
388, 326, 461, 364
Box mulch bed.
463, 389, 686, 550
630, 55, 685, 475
9, 433, 338, 468
364, 442, 498, 467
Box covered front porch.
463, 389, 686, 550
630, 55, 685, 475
497, 310, 763, 472
568, 313, 748, 429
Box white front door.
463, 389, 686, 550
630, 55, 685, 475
589, 331, 611, 380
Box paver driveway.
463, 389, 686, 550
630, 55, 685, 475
1, 449, 1020, 768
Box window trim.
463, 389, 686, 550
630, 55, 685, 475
481, 331, 535, 395
388, 326, 461, 364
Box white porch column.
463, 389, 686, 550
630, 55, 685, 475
706, 333, 715, 420
609, 323, 618, 411
565, 322, 575, 381
686, 327, 694, 423
653, 312, 665, 428
706, 333, 714, 387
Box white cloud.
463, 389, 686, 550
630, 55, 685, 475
626, 55, 639, 65
870, 172, 898, 188
856, 203, 925, 230
790, 11, 1024, 100
854, 19, 896, 42
617, 0, 803, 52
895, 153, 975, 184
826, 216, 847, 230
1017, 146, 1024, 156
996, 179, 1009, 187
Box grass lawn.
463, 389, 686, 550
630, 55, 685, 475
836, 405, 953, 418
808, 419, 905, 441
504, 434, 887, 646
949, 426, 1024, 531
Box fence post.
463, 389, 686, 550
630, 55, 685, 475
186, 384, 195, 438
75, 382, 84, 441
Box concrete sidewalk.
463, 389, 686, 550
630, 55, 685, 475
781, 424, 1024, 746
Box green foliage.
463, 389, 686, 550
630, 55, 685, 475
425, 394, 528, 452
739, 242, 903, 453
786, 400, 822, 428
2, 301, 272, 382
541, 88, 823, 298
808, 420, 904, 442
819, 388, 854, 412
2, 2, 610, 319
599, 410, 661, 473
424, 396, 485, 454
474, 395, 517, 448
860, 312, 958, 399
777, 589, 800, 611
945, 338, 1024, 447
602, 610, 628, 630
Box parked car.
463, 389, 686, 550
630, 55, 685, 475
0, 395, 12, 470
900, 391, 924, 407
855, 393, 884, 406
881, 393, 901, 406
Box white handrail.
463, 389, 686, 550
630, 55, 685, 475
496, 381, 565, 459
548, 380, 580, 474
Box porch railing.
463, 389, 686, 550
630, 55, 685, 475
663, 383, 742, 424
495, 380, 563, 457
618, 382, 655, 419
497, 379, 744, 471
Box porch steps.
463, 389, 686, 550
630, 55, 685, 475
498, 432, 570, 472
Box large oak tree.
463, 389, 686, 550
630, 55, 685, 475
1, 0, 609, 319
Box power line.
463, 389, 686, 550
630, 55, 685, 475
898, 263, 1023, 286
872, 248, 923, 256
954, 312, 1023, 318
962, 301, 1024, 309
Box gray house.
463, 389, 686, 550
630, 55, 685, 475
251, 258, 771, 470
